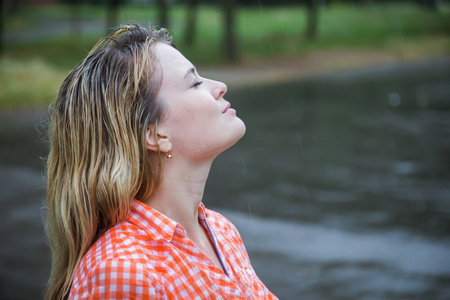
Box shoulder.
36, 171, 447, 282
69, 258, 163, 299
84, 220, 153, 264
70, 222, 163, 299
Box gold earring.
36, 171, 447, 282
166, 152, 172, 159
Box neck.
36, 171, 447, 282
144, 157, 214, 236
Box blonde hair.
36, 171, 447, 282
45, 24, 173, 300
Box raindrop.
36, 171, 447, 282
388, 93, 401, 107
248, 203, 256, 235
416, 93, 429, 107
215, 161, 222, 179
241, 156, 248, 179
297, 133, 305, 157
258, 0, 263, 14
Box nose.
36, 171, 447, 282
211, 80, 227, 100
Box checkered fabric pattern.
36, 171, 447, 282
69, 200, 278, 299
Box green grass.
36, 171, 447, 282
1, 2, 449, 107
0, 57, 66, 107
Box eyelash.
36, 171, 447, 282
193, 81, 203, 87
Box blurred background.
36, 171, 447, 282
0, 0, 450, 299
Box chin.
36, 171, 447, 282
227, 120, 246, 148
237, 122, 246, 139
199, 120, 246, 159
232, 117, 246, 139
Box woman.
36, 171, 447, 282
45, 24, 277, 299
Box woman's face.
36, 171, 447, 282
154, 43, 246, 161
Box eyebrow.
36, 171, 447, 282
184, 67, 196, 79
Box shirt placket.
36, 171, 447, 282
172, 226, 242, 298
201, 219, 249, 298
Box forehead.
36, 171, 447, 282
154, 43, 191, 75
154, 43, 194, 100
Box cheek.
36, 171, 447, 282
166, 102, 217, 136
177, 100, 217, 123
170, 106, 202, 126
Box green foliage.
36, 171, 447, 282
319, 4, 450, 46
1, 2, 449, 107
0, 57, 68, 108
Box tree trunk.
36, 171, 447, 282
69, 0, 82, 38
305, 0, 319, 40
9, 0, 21, 14
223, 0, 238, 63
184, 0, 199, 47
420, 0, 438, 11
0, 0, 3, 55
157, 0, 169, 29
106, 0, 120, 33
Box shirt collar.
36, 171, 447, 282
198, 202, 208, 220
128, 200, 209, 242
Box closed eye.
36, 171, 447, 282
193, 81, 203, 87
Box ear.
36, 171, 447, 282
146, 125, 172, 153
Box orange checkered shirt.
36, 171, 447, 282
69, 200, 278, 299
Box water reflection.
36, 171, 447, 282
206, 59, 450, 298
224, 209, 450, 299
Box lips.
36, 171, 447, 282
223, 103, 231, 113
